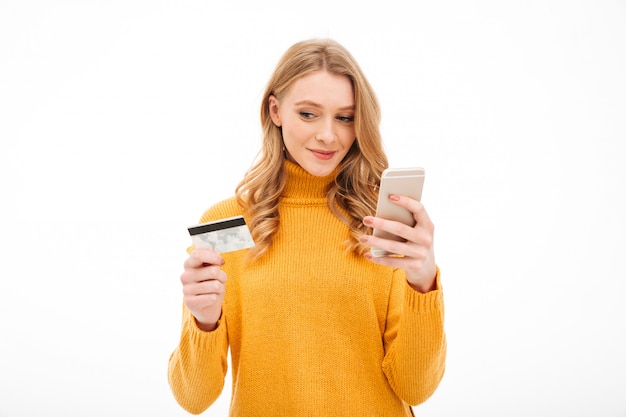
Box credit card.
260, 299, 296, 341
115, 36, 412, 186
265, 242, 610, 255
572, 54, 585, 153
187, 215, 255, 254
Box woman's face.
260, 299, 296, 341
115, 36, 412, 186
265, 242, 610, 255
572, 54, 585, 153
269, 70, 356, 177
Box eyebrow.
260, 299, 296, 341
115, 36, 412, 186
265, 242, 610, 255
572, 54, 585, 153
294, 100, 355, 111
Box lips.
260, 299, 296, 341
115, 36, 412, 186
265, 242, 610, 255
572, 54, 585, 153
310, 149, 336, 160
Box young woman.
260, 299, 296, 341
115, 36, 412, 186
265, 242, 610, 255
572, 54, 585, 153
168, 38, 446, 416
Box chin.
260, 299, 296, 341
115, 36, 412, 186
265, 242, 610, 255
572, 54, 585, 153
303, 162, 338, 177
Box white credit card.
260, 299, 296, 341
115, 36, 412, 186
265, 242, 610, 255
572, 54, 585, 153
187, 215, 255, 254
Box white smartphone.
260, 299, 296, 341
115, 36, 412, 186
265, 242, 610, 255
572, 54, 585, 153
371, 167, 425, 257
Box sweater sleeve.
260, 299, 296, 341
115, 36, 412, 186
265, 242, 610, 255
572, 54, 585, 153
381, 267, 446, 406
167, 304, 229, 414
168, 198, 239, 413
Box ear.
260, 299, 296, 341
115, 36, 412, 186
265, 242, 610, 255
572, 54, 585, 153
268, 95, 281, 127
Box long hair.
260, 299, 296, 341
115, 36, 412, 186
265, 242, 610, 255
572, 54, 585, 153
236, 38, 388, 262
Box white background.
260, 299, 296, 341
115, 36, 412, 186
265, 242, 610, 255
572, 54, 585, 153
1, 0, 625, 416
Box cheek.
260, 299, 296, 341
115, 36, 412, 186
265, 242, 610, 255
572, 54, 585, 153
280, 126, 297, 148
282, 121, 309, 144
340, 128, 357, 148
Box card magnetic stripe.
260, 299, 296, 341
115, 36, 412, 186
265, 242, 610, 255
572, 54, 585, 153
188, 217, 247, 235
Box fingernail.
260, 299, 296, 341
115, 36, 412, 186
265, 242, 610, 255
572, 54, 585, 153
363, 216, 373, 226
359, 235, 368, 243
389, 194, 400, 202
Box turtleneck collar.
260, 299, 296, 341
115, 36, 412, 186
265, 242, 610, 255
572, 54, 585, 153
282, 160, 339, 200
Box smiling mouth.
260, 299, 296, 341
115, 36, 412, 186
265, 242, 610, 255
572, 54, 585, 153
310, 149, 336, 160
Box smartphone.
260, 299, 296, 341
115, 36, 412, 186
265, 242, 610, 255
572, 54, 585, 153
371, 167, 425, 257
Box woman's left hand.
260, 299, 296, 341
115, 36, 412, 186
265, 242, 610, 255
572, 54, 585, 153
361, 194, 437, 293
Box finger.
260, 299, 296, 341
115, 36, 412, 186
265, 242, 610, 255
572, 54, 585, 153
363, 215, 416, 242
184, 292, 223, 313
183, 279, 226, 297
369, 236, 411, 257
185, 248, 225, 268
199, 267, 227, 284
181, 265, 227, 285
364, 250, 408, 268
389, 195, 434, 231
362, 216, 432, 258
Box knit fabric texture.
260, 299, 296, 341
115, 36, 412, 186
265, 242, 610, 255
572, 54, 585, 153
168, 161, 446, 416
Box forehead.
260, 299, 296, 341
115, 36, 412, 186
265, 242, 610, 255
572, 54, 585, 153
285, 70, 354, 108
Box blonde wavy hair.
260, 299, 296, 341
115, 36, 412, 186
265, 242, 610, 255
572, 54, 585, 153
236, 38, 388, 262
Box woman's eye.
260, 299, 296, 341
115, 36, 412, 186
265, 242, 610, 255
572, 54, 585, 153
299, 112, 315, 119
337, 115, 354, 123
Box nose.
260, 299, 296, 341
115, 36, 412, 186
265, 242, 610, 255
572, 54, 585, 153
315, 117, 336, 143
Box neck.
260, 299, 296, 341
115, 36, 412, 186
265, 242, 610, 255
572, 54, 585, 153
282, 161, 338, 199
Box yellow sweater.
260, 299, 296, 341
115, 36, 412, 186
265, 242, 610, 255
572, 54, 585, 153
168, 161, 446, 416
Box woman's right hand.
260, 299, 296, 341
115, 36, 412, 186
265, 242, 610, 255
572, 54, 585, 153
180, 249, 227, 332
